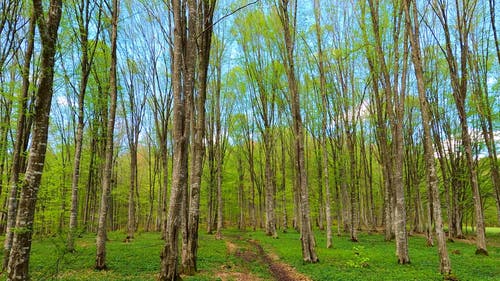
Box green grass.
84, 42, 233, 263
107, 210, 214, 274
3, 230, 274, 281
1, 228, 499, 280
26, 231, 164, 281
239, 228, 500, 281
1, 231, 237, 281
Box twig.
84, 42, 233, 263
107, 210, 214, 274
197, 0, 260, 39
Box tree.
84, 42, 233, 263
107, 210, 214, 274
6, 0, 62, 279
3, 8, 35, 269
313, 0, 333, 248
403, 0, 451, 275
95, 0, 119, 269
366, 0, 410, 264
490, 0, 500, 66
121, 57, 148, 240
277, 0, 318, 263
359, 0, 394, 242
181, 0, 216, 274
469, 4, 500, 227
159, 0, 197, 279
234, 9, 280, 238
432, 0, 488, 255
214, 41, 225, 240
67, 0, 103, 252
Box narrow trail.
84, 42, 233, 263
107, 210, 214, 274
246, 238, 312, 281
216, 235, 312, 281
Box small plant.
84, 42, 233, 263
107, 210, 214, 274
346, 246, 370, 268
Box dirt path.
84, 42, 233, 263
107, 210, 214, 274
246, 239, 312, 281
216, 235, 312, 281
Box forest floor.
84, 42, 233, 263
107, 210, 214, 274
1, 227, 499, 280
214, 233, 312, 281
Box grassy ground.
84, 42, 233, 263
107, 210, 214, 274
1, 231, 273, 281
0, 228, 498, 280
239, 228, 500, 281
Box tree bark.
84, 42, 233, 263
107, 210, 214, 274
6, 0, 62, 279
3, 10, 35, 269
215, 59, 224, 239
95, 0, 119, 270
159, 0, 196, 279
468, 33, 500, 228
433, 0, 487, 255
279, 130, 288, 232
489, 0, 500, 67
367, 0, 410, 264
359, 2, 393, 241
181, 0, 215, 273
278, 0, 318, 263
122, 60, 148, 240
404, 0, 451, 274
68, 0, 102, 252
313, 0, 332, 247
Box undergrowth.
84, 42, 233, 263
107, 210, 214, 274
0, 228, 498, 280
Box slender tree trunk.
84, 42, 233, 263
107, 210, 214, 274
151, 90, 172, 236
404, 0, 451, 274
127, 145, 137, 239
68, 0, 102, 251
250, 149, 257, 231
347, 131, 358, 242
314, 0, 332, 248
264, 129, 278, 237
339, 156, 350, 232
278, 0, 318, 263
469, 37, 500, 228
280, 131, 288, 232
6, 1, 62, 279
181, 1, 214, 272
360, 4, 393, 240
367, 0, 410, 263
433, 0, 487, 255
314, 141, 324, 231
95, 0, 119, 269
3, 11, 35, 269
360, 123, 375, 230
206, 138, 215, 234
159, 0, 196, 278
391, 41, 410, 265
238, 156, 246, 230
321, 125, 332, 246
215, 71, 224, 239
490, 0, 500, 67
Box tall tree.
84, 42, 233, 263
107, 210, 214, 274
159, 0, 196, 278
214, 47, 224, 239
277, 0, 318, 263
359, 0, 394, 242
313, 0, 333, 248
432, 0, 488, 255
3, 9, 35, 269
468, 7, 500, 227
235, 9, 279, 237
403, 0, 451, 275
181, 0, 216, 274
121, 58, 148, 240
367, 0, 410, 264
6, 0, 62, 279
489, 0, 500, 66
95, 0, 119, 269
67, 0, 103, 252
